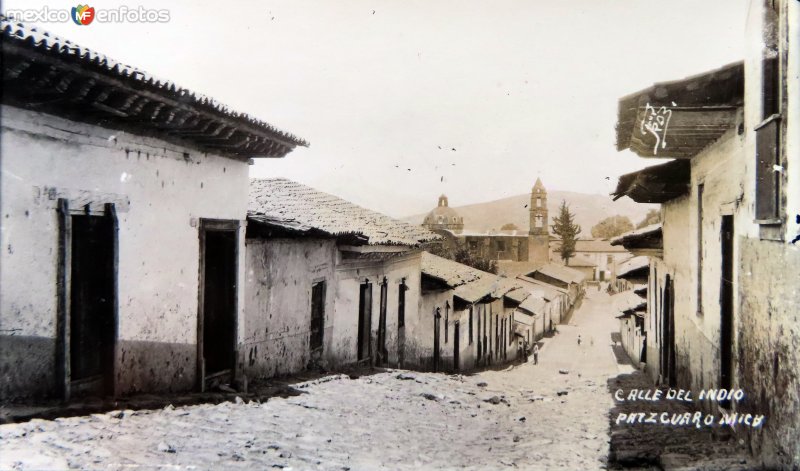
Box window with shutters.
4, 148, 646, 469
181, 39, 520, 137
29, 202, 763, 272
754, 0, 783, 226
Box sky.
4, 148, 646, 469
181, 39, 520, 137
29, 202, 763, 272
3, 1, 748, 217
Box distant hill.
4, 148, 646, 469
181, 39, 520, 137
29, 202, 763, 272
402, 191, 655, 235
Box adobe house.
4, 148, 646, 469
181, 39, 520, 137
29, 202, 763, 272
419, 253, 520, 372
611, 290, 647, 367
526, 263, 586, 308
0, 18, 306, 400
613, 0, 799, 464
550, 238, 631, 281
514, 275, 569, 335
244, 179, 439, 380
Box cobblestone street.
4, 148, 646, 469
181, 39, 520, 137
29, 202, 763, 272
1, 290, 622, 470
0, 290, 764, 470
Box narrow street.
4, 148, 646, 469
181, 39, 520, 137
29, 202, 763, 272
0, 290, 624, 470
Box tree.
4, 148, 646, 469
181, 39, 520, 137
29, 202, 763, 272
551, 200, 581, 265
428, 240, 497, 274
454, 248, 497, 274
636, 209, 662, 229
591, 215, 634, 239
500, 223, 519, 231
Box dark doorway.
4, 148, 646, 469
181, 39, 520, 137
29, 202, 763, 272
485, 307, 491, 365
720, 215, 735, 407
310, 281, 326, 353
397, 280, 407, 366
198, 221, 238, 390
68, 211, 116, 397
357, 281, 372, 361
661, 275, 676, 386
433, 307, 441, 372
453, 321, 460, 372
376, 278, 388, 366
495, 314, 499, 360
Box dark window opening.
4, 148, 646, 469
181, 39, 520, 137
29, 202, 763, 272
469, 305, 474, 345
453, 321, 460, 372
444, 301, 450, 343
495, 314, 499, 360
477, 305, 482, 359
398, 279, 406, 328
310, 281, 326, 352
433, 307, 441, 372
357, 280, 373, 361
377, 278, 388, 366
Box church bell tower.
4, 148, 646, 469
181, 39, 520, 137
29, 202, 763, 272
528, 178, 550, 263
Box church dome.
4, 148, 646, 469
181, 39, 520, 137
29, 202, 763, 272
422, 194, 464, 232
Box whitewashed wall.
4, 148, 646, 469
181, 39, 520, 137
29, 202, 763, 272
0, 105, 249, 399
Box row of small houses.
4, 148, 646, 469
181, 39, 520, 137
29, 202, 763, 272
607, 1, 799, 467
0, 16, 587, 402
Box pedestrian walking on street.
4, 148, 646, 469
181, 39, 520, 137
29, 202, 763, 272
577, 334, 582, 346
532, 343, 539, 364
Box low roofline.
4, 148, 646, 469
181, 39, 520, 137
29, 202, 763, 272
610, 224, 663, 249
1, 16, 307, 159
612, 160, 690, 204
616, 61, 743, 159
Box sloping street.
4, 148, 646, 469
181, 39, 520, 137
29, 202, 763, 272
0, 290, 625, 470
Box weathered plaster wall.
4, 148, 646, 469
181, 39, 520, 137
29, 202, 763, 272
652, 128, 745, 395
0, 106, 249, 399
737, 239, 800, 466
416, 289, 451, 370
734, 3, 800, 465
241, 238, 336, 381
328, 252, 422, 369
650, 197, 690, 385
619, 316, 644, 367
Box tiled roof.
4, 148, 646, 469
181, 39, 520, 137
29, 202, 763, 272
453, 276, 510, 304
516, 275, 566, 298
504, 287, 530, 304
421, 252, 485, 287
420, 252, 521, 303
612, 160, 690, 204
513, 311, 536, 326
610, 224, 663, 247
616, 61, 743, 159
249, 179, 440, 246
612, 290, 647, 313
617, 256, 650, 279
633, 284, 648, 297
518, 295, 547, 316
1, 16, 306, 158
534, 263, 586, 284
